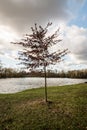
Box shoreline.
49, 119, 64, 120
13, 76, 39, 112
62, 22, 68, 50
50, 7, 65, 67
0, 83, 86, 95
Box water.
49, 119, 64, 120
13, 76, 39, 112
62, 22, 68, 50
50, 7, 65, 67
0, 77, 87, 93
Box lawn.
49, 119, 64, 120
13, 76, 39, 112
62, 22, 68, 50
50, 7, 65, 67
0, 83, 87, 130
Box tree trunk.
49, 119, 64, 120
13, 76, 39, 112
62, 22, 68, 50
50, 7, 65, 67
44, 64, 47, 102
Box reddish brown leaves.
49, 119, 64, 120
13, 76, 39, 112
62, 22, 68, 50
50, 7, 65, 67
12, 23, 68, 70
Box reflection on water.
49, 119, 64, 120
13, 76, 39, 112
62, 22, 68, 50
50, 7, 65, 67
0, 77, 87, 93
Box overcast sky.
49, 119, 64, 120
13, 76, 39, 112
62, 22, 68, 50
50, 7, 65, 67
0, 0, 87, 71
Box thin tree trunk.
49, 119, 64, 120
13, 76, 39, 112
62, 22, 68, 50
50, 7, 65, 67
44, 64, 47, 102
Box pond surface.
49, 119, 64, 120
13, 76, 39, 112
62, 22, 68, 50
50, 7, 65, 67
0, 77, 87, 93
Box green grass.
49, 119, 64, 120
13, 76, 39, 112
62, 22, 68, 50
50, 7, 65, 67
0, 83, 87, 130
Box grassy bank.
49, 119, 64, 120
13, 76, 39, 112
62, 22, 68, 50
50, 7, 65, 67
0, 83, 87, 130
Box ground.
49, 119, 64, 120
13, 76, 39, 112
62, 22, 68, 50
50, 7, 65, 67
0, 83, 87, 130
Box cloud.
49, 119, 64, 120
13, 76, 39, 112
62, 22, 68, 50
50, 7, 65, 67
0, 0, 72, 33
0, 0, 87, 70
62, 25, 87, 64
0, 0, 73, 61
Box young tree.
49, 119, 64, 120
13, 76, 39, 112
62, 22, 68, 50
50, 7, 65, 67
12, 22, 68, 102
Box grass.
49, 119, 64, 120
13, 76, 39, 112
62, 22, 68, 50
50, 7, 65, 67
0, 83, 87, 130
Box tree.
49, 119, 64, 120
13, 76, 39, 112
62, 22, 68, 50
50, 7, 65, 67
12, 22, 68, 102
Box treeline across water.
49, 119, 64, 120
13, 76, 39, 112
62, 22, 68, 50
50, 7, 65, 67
56, 70, 87, 79
0, 67, 87, 79
0, 68, 28, 78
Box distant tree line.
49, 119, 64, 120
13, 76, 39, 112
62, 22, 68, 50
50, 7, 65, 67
0, 66, 87, 79
0, 68, 28, 78
40, 69, 87, 79
60, 69, 87, 79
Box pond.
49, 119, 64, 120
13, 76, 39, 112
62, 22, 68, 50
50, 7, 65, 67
0, 77, 87, 93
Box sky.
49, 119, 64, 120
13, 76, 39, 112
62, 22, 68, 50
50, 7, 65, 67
0, 0, 87, 71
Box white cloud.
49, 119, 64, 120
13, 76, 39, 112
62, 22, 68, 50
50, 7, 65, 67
62, 25, 87, 64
